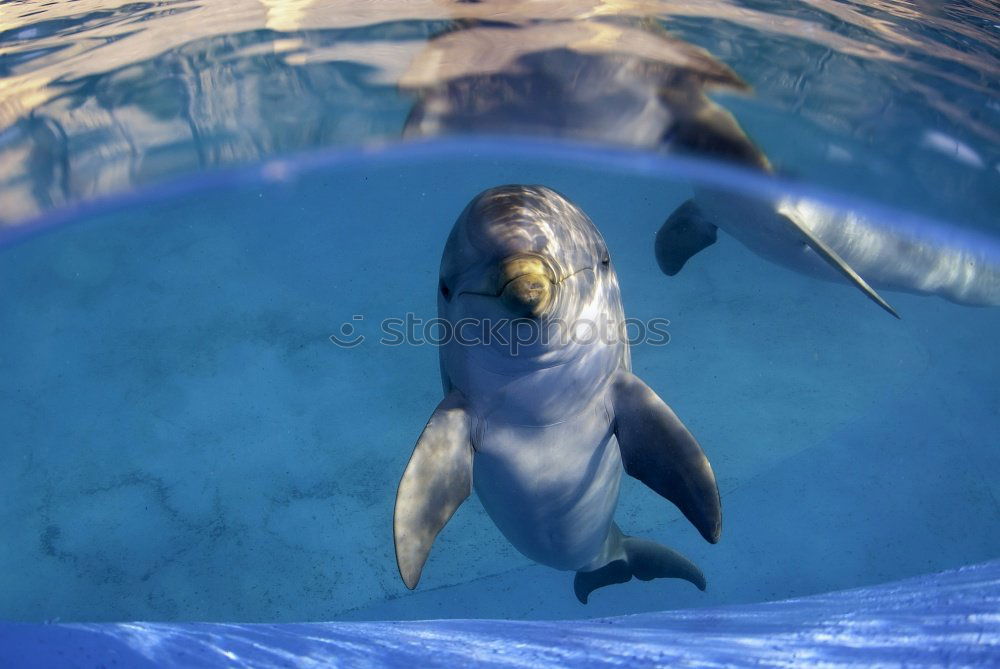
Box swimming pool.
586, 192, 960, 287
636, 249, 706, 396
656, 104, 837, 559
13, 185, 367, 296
0, 0, 998, 661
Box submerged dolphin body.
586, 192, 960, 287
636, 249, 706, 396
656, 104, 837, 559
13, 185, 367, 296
659, 192, 1000, 310
402, 17, 1000, 313
393, 185, 721, 603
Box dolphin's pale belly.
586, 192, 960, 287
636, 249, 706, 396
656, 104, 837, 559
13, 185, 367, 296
472, 399, 622, 572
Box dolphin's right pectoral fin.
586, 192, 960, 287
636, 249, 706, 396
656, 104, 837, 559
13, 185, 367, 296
393, 390, 473, 589
655, 199, 718, 276
610, 370, 722, 544
776, 210, 900, 319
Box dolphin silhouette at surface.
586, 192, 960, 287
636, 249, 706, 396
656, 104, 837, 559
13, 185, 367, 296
401, 16, 1000, 314
393, 185, 721, 603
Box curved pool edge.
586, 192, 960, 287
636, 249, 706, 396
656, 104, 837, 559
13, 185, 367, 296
2, 560, 997, 668
4, 135, 990, 254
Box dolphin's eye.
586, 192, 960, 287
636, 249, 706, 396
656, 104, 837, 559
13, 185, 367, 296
439, 279, 452, 301
601, 255, 610, 266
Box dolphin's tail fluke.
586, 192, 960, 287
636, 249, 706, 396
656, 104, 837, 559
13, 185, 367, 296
573, 534, 706, 604
654, 199, 718, 276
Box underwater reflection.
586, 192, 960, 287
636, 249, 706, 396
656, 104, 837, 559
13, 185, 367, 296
0, 0, 997, 224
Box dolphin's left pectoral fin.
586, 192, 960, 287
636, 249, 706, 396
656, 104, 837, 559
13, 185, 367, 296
393, 391, 473, 589
610, 371, 721, 543
777, 210, 900, 319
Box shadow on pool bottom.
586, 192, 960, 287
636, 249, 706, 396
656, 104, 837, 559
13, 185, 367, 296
0, 559, 997, 667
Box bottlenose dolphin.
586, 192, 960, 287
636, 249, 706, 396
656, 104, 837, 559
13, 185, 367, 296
393, 185, 721, 603
402, 16, 1000, 314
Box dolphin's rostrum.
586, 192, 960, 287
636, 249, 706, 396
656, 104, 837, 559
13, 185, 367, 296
393, 185, 721, 602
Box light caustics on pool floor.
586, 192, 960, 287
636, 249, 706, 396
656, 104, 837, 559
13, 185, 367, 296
0, 560, 998, 667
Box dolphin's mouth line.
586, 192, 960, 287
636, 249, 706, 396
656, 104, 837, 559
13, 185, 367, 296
457, 266, 594, 299
561, 265, 595, 282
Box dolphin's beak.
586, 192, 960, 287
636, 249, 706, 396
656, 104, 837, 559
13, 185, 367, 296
498, 254, 555, 319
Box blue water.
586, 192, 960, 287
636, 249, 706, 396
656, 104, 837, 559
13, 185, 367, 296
1, 0, 999, 663
1, 143, 998, 624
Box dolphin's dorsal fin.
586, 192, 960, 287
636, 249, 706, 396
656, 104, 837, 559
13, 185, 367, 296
609, 371, 722, 544
663, 99, 772, 171
393, 391, 473, 589
777, 210, 901, 319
